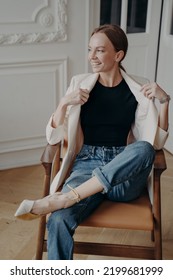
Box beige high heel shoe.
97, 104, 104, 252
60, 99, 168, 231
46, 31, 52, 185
14, 200, 40, 220
14, 185, 81, 221
14, 194, 57, 221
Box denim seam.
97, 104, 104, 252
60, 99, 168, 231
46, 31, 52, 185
70, 201, 91, 231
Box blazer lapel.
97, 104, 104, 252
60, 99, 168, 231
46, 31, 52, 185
79, 73, 99, 92
121, 70, 159, 145
67, 73, 99, 147
141, 101, 158, 145
121, 70, 149, 110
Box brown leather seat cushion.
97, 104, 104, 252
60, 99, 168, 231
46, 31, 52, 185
80, 192, 153, 231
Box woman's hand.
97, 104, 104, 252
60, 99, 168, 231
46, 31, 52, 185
140, 82, 168, 102
141, 82, 169, 131
63, 88, 89, 106
51, 88, 89, 128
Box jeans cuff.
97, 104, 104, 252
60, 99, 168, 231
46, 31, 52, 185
92, 167, 111, 194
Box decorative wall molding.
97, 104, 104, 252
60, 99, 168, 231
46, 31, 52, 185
0, 0, 67, 46
40, 13, 54, 27
0, 30, 66, 45
0, 58, 67, 168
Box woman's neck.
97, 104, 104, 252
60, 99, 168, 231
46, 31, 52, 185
99, 69, 122, 87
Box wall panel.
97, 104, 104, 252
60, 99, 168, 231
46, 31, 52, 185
0, 58, 67, 169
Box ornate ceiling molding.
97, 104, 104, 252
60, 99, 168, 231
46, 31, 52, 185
0, 0, 67, 46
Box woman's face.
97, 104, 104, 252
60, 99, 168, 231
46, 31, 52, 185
88, 32, 118, 74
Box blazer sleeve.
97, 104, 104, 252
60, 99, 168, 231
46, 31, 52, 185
46, 116, 64, 145
46, 77, 76, 145
153, 126, 169, 150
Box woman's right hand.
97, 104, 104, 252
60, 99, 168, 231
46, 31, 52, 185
52, 88, 89, 128
62, 88, 89, 106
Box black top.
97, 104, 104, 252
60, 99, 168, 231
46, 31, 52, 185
80, 79, 138, 147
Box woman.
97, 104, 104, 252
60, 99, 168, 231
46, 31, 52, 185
15, 25, 170, 259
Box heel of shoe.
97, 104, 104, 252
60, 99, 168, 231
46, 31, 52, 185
15, 212, 40, 220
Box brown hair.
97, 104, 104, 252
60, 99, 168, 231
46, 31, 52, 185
91, 24, 128, 70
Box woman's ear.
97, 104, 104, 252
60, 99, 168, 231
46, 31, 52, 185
115, 50, 124, 62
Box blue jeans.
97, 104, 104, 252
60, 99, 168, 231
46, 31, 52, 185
47, 141, 155, 259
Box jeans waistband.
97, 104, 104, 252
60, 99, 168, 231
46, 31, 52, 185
82, 144, 125, 154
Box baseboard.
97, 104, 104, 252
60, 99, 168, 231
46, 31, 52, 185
0, 146, 45, 170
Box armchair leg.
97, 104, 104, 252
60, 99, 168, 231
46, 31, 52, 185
151, 230, 154, 242
35, 163, 52, 260
35, 216, 46, 260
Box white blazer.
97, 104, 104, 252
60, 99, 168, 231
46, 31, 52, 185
46, 70, 168, 194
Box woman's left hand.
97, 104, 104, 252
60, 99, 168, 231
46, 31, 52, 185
140, 82, 168, 101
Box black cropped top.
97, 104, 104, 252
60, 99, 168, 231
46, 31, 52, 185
80, 79, 138, 147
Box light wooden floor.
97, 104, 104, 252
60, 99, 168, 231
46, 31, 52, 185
0, 150, 172, 260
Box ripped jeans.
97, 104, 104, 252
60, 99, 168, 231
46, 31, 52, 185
47, 141, 155, 259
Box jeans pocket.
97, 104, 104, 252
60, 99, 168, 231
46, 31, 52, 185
75, 147, 93, 160
75, 152, 91, 160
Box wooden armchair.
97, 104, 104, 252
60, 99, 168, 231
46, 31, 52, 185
35, 142, 167, 260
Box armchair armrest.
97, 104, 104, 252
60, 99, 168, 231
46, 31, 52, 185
153, 149, 167, 172
40, 143, 60, 164
152, 149, 167, 250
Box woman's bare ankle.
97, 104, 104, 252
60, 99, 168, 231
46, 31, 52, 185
63, 191, 79, 208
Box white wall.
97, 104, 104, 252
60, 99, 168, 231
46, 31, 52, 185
0, 0, 95, 169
